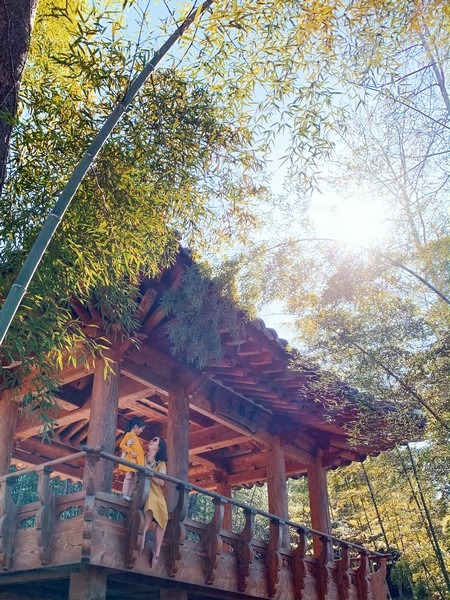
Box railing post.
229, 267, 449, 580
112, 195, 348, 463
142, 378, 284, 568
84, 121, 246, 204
36, 465, 55, 565
235, 507, 255, 592
205, 497, 225, 584
292, 527, 307, 600
125, 469, 147, 569
0, 478, 17, 570
335, 543, 350, 600
370, 557, 389, 600
266, 517, 283, 598
315, 535, 334, 600
166, 483, 189, 577
356, 550, 370, 599
81, 447, 101, 563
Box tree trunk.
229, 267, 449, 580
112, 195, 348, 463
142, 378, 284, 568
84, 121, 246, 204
0, 0, 39, 196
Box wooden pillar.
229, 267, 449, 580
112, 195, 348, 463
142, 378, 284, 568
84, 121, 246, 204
307, 449, 332, 558
68, 566, 107, 600
166, 390, 190, 514
84, 357, 120, 492
0, 392, 19, 475
266, 435, 290, 547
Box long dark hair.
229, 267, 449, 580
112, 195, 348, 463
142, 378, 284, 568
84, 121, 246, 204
125, 417, 145, 433
155, 437, 168, 462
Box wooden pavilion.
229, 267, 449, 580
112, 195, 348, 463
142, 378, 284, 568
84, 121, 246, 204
0, 249, 394, 599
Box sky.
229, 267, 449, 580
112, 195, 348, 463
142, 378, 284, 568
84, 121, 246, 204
88, 0, 395, 344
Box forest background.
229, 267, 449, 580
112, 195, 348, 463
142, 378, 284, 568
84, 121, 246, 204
0, 0, 449, 598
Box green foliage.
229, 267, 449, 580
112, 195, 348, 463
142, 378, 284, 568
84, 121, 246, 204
9, 466, 82, 507
175, 0, 450, 189
232, 485, 270, 540
327, 449, 450, 596
161, 262, 253, 368
0, 1, 265, 429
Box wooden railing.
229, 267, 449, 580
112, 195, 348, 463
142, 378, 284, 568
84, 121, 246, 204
0, 447, 389, 599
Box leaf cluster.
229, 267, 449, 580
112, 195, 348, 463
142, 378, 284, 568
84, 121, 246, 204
161, 262, 252, 368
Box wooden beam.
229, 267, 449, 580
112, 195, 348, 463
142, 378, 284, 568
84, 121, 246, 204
117, 377, 157, 405
15, 376, 156, 442
135, 288, 158, 322
15, 400, 93, 441
11, 449, 84, 480
189, 425, 249, 455
5, 357, 96, 404
160, 589, 188, 600
226, 459, 305, 487
189, 393, 313, 465
59, 419, 89, 445
121, 362, 175, 397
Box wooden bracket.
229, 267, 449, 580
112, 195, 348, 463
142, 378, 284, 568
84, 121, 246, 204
204, 497, 224, 584
335, 543, 350, 600
124, 471, 146, 569
315, 536, 334, 600
266, 517, 282, 598
234, 507, 255, 592
369, 557, 389, 600
292, 528, 307, 600
166, 483, 188, 577
355, 551, 370, 600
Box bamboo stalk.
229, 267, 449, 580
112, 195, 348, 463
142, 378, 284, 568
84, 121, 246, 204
397, 446, 450, 597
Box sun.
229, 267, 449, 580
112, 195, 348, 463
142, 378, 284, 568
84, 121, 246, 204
311, 193, 389, 248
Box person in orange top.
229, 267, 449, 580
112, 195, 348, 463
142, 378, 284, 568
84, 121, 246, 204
119, 417, 145, 501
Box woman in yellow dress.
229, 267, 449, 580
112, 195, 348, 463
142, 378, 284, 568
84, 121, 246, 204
119, 417, 145, 501
141, 435, 168, 567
